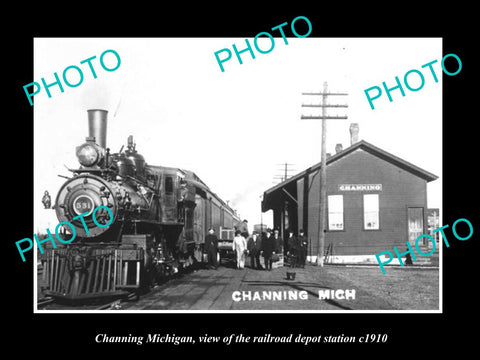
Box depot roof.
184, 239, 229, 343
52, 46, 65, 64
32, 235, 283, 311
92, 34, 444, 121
262, 140, 438, 212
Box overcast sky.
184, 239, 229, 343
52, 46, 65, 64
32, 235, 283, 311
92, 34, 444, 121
34, 37, 442, 231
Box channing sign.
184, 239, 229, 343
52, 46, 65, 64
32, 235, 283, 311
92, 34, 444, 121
339, 184, 382, 191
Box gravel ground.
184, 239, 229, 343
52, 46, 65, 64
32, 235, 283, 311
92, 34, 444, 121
118, 262, 439, 312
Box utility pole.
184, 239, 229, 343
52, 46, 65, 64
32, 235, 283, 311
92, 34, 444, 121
301, 81, 347, 267
273, 162, 296, 183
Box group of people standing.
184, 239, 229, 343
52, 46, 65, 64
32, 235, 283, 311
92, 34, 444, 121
230, 219, 280, 270
203, 219, 308, 271
234, 220, 309, 271
286, 229, 308, 268
243, 228, 282, 271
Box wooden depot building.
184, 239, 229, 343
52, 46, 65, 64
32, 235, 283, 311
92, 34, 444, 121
261, 124, 439, 264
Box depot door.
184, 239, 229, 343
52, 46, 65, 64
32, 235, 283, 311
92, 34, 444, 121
408, 207, 424, 245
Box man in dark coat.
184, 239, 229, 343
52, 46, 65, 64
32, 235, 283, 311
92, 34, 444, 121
273, 229, 283, 255
297, 229, 308, 268
287, 230, 299, 268
247, 231, 263, 269
261, 229, 275, 271
204, 228, 219, 269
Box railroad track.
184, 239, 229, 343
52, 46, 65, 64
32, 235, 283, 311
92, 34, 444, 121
37, 292, 139, 310
37, 297, 55, 308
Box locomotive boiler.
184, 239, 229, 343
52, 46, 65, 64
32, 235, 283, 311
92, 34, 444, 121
39, 109, 240, 302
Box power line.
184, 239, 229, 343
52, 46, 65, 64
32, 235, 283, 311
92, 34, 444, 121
273, 162, 296, 183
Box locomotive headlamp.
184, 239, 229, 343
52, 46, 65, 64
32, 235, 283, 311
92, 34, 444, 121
76, 143, 99, 167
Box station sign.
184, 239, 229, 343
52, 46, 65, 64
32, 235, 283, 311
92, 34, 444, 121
338, 184, 382, 191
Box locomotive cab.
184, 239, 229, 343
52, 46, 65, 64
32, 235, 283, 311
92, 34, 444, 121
158, 168, 190, 224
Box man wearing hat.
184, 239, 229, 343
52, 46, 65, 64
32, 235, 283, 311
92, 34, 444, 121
261, 229, 275, 271
273, 229, 283, 255
233, 230, 247, 269
297, 229, 308, 268
204, 228, 219, 270
247, 231, 263, 269
287, 229, 299, 268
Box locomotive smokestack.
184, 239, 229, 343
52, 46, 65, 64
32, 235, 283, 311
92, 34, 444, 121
87, 109, 108, 148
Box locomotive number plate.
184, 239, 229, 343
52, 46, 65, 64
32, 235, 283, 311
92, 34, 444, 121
73, 195, 95, 216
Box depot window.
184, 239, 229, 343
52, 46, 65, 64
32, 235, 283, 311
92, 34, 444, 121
165, 176, 173, 194
363, 194, 379, 230
328, 195, 344, 230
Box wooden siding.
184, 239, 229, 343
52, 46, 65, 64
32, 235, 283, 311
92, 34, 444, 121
306, 148, 428, 256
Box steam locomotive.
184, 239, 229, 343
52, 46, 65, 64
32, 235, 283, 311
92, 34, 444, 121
39, 109, 240, 302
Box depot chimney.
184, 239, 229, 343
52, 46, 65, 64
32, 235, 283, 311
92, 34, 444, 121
87, 109, 108, 148
349, 123, 359, 146
335, 143, 343, 153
